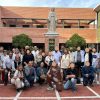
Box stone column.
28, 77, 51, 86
0, 7, 2, 27
45, 35, 59, 52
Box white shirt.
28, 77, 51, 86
32, 50, 39, 58
1, 55, 9, 63
92, 52, 98, 63
45, 55, 54, 65
3, 56, 15, 71
61, 54, 70, 69
85, 53, 89, 62
69, 52, 75, 62
13, 70, 24, 78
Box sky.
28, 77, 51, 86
0, 0, 100, 8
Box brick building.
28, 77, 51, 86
94, 5, 100, 50
0, 6, 98, 51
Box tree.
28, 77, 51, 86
66, 34, 86, 48
12, 34, 32, 48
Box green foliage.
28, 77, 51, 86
66, 34, 86, 48
12, 34, 32, 48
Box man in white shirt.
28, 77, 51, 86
3, 51, 15, 85
32, 46, 39, 63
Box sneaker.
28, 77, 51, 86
47, 86, 54, 91
16, 88, 20, 92
97, 81, 100, 85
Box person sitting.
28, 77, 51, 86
82, 61, 95, 86
24, 61, 38, 87
47, 61, 63, 92
11, 64, 24, 92
64, 63, 77, 92
37, 62, 47, 85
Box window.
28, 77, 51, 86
22, 25, 30, 28
79, 26, 85, 28
49, 39, 55, 51
36, 25, 44, 28
64, 26, 71, 28
9, 24, 16, 27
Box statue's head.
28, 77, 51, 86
51, 8, 55, 12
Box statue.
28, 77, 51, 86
48, 8, 57, 33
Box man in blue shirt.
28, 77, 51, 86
82, 61, 95, 86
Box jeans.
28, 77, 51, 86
64, 78, 76, 91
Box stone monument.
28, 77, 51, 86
45, 8, 59, 51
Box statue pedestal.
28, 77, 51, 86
45, 32, 59, 36
44, 32, 59, 52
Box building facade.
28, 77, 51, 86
95, 5, 100, 43
0, 6, 98, 51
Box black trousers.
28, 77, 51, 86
83, 75, 94, 85
38, 77, 45, 85
75, 62, 84, 77
4, 68, 11, 85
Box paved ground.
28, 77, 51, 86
0, 84, 100, 100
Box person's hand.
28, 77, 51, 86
8, 76, 11, 81
24, 62, 28, 66
48, 74, 51, 77
67, 75, 75, 78
71, 75, 75, 78
19, 76, 24, 80
85, 74, 89, 77
53, 77, 58, 82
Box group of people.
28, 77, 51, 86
0, 45, 100, 92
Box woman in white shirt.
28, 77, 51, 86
61, 49, 70, 80
45, 51, 54, 70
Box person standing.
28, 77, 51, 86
52, 46, 61, 66
3, 51, 15, 85
45, 51, 55, 70
61, 49, 70, 80
84, 48, 92, 66
74, 47, 85, 77
22, 49, 34, 66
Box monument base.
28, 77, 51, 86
44, 32, 59, 36
44, 32, 59, 52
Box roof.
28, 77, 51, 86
0, 27, 97, 43
0, 6, 96, 20
94, 4, 100, 12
